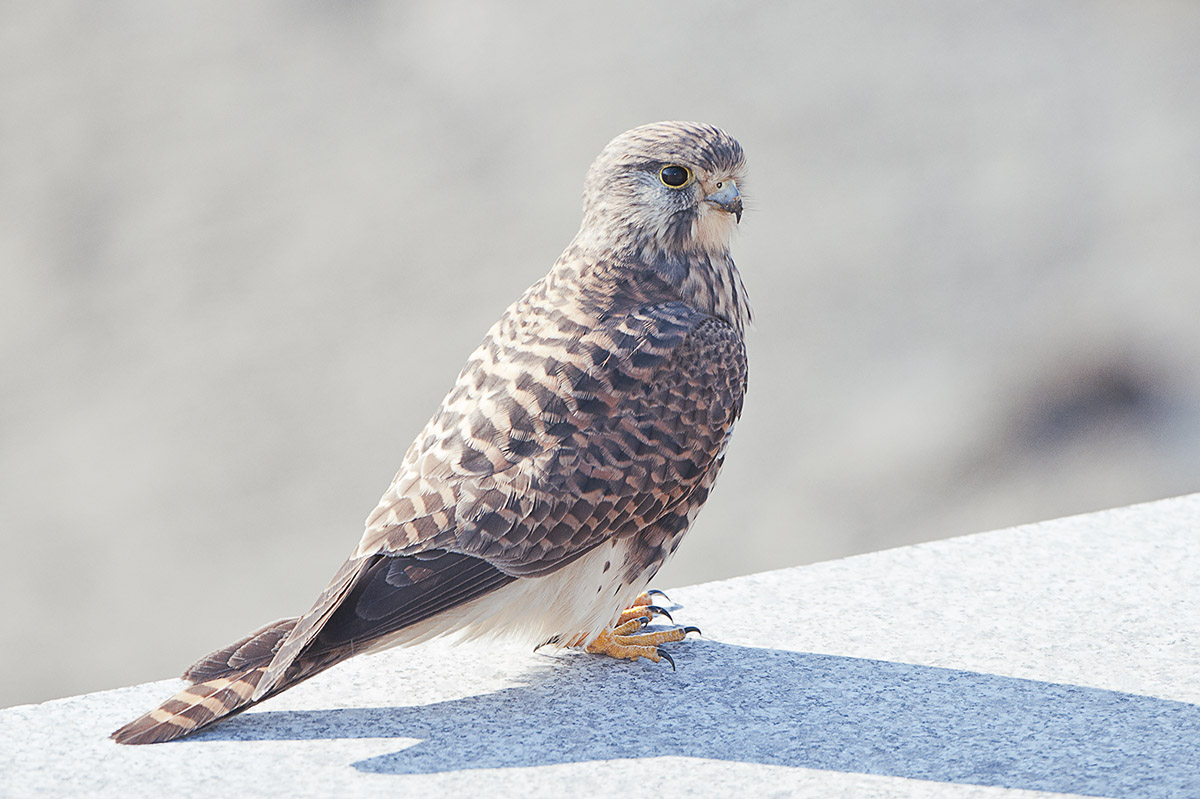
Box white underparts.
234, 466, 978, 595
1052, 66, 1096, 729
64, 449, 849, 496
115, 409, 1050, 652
362, 538, 653, 654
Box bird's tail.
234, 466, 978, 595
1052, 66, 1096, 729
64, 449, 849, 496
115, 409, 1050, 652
110, 664, 270, 745
111, 617, 302, 745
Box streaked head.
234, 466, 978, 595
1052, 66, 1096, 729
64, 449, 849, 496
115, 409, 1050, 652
579, 121, 746, 258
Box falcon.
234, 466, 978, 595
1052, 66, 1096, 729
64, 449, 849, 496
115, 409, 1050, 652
112, 120, 750, 745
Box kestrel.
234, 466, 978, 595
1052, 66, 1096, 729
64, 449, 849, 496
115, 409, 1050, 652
112, 120, 750, 745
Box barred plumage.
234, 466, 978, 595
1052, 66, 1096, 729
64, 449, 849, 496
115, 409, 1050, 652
112, 121, 750, 745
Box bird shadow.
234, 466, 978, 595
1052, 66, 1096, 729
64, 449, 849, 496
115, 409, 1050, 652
196, 639, 1200, 797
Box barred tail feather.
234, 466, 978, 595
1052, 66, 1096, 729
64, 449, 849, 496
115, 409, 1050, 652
181, 617, 298, 683
110, 667, 267, 745
111, 617, 300, 745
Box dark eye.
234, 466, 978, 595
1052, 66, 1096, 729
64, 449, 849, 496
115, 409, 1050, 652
659, 165, 692, 188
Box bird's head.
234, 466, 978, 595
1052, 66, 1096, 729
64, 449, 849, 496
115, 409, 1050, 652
577, 121, 746, 260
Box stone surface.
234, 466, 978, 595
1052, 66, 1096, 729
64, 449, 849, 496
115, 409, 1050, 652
3, 494, 1199, 797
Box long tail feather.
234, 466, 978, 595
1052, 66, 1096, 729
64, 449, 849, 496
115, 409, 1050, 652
111, 617, 300, 745
110, 666, 268, 745
182, 617, 297, 683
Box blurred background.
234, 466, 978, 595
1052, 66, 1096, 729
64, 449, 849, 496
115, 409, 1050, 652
3, 1, 1199, 709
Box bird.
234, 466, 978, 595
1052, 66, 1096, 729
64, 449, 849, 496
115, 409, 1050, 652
111, 120, 750, 745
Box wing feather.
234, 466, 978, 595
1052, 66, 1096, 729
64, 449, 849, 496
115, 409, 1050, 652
256, 300, 746, 697
363, 301, 746, 575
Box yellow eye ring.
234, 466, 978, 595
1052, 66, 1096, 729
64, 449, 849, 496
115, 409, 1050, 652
659, 164, 693, 188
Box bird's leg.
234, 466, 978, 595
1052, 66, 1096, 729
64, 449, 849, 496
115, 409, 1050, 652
616, 590, 674, 625
586, 591, 698, 670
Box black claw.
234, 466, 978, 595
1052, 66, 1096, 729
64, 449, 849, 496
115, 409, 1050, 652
647, 589, 671, 603
683, 626, 701, 637
656, 648, 676, 671
637, 616, 649, 629
646, 605, 674, 623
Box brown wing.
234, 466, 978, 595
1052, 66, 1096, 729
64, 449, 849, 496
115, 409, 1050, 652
364, 301, 747, 573
255, 301, 746, 698
253, 548, 515, 699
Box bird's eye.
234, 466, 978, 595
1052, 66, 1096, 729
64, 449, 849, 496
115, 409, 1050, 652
659, 165, 692, 188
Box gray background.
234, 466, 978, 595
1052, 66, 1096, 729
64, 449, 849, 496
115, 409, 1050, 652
3, 1, 1198, 709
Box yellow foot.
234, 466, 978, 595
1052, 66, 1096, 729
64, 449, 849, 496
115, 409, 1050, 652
585, 612, 699, 670
616, 590, 673, 626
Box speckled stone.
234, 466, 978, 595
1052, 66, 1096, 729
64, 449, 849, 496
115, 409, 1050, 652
3, 494, 1199, 798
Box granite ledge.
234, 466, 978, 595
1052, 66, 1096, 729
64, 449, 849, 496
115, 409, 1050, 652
3, 494, 1199, 798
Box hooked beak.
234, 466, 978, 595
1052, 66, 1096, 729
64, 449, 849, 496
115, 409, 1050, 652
705, 179, 742, 223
